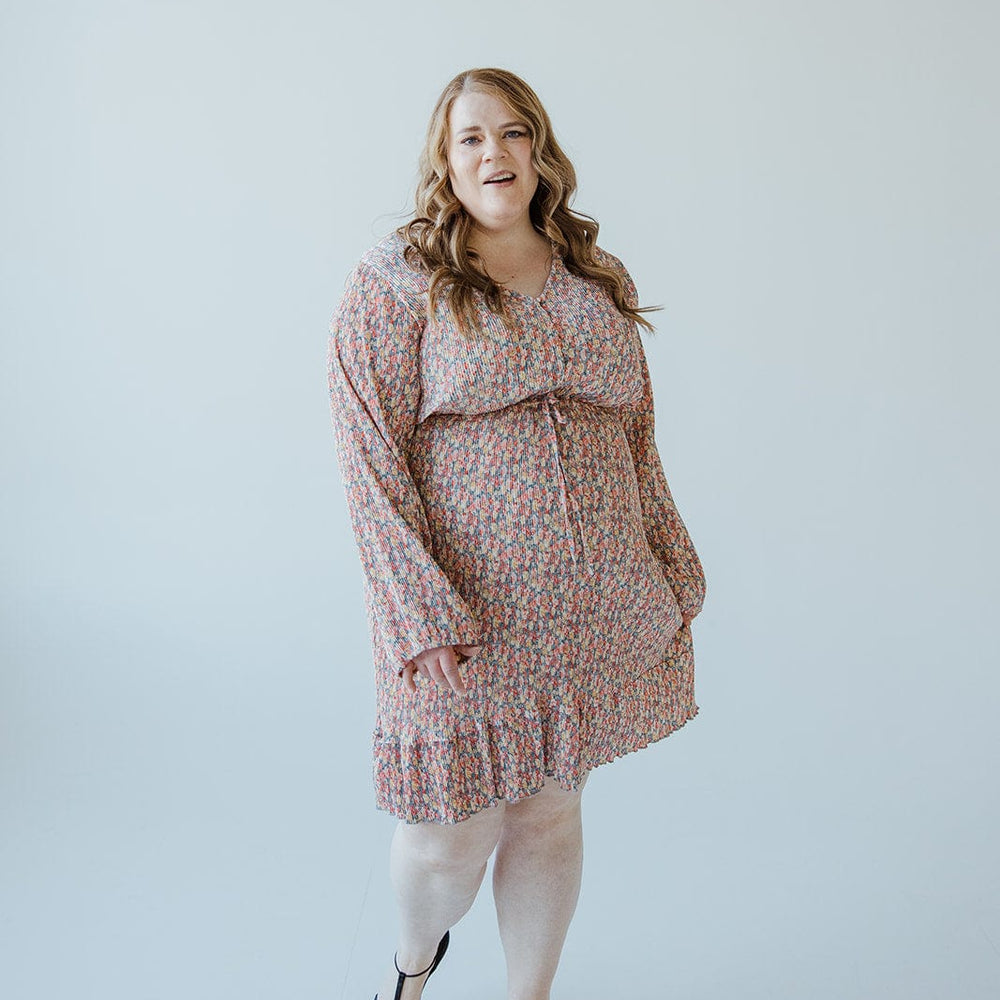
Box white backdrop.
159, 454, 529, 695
2, 2, 998, 998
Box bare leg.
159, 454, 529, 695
492, 774, 588, 1000
375, 802, 506, 1000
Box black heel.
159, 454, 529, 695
373, 930, 450, 1000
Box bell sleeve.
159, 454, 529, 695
327, 258, 483, 668
616, 260, 707, 622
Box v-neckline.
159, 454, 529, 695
500, 240, 561, 304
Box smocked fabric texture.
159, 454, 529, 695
327, 231, 706, 824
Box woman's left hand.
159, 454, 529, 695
401, 644, 483, 696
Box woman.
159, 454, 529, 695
327, 67, 706, 1000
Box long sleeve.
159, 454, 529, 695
327, 259, 483, 668
616, 262, 707, 621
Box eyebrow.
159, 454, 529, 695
455, 121, 528, 135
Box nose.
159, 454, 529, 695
482, 135, 507, 161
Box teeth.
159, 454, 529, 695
487, 173, 514, 182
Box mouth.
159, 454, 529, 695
483, 171, 516, 185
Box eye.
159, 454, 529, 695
504, 129, 528, 139
460, 135, 481, 146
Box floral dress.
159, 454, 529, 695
327, 231, 706, 824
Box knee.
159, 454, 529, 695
500, 774, 587, 843
400, 803, 505, 875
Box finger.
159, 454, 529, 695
413, 648, 443, 674
438, 649, 468, 696
424, 655, 448, 688
402, 659, 420, 689
423, 652, 460, 693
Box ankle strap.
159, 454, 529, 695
393, 950, 438, 979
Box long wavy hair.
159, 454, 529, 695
397, 68, 660, 337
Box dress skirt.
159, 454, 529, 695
370, 395, 698, 824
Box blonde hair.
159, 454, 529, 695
397, 67, 659, 337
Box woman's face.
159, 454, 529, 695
446, 90, 539, 235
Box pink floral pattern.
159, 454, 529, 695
327, 231, 706, 824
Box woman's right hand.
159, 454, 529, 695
401, 644, 482, 697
